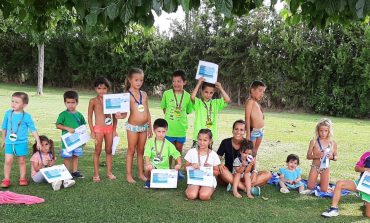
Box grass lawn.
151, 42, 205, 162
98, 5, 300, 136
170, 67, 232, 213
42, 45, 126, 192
0, 83, 369, 223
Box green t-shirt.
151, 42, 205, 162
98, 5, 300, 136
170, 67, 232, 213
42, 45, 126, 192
192, 97, 227, 140
160, 89, 193, 137
143, 137, 181, 169
56, 110, 86, 148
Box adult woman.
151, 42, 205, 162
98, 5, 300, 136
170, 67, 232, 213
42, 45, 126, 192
217, 120, 272, 191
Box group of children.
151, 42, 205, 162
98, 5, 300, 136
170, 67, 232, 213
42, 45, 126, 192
0, 68, 369, 218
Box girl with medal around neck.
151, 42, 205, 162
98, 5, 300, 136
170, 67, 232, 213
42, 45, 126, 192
116, 68, 152, 183
185, 129, 221, 201
88, 78, 119, 182
1, 92, 41, 188
190, 77, 231, 147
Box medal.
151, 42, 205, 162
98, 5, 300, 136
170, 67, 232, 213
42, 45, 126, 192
105, 117, 112, 125
153, 139, 165, 165
137, 104, 145, 112
206, 120, 213, 128
9, 133, 17, 142
173, 107, 181, 117
202, 99, 213, 129
173, 90, 184, 115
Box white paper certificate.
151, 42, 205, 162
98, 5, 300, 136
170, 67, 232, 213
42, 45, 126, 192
40, 164, 73, 183
186, 166, 213, 187
103, 93, 130, 114
356, 171, 370, 194
150, 169, 178, 188
112, 136, 120, 155
61, 125, 90, 152
195, 60, 219, 84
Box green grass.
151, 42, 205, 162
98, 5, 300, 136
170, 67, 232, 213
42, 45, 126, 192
0, 83, 369, 222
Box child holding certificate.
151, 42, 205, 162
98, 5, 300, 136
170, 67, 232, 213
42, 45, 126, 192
143, 118, 182, 188
118, 68, 152, 183
321, 151, 370, 218
88, 77, 119, 182
56, 91, 86, 178
185, 129, 221, 201
190, 77, 230, 147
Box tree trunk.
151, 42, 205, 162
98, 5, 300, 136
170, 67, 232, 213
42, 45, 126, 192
37, 43, 44, 95
237, 85, 241, 106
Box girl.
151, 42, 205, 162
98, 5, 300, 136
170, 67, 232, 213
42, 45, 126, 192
116, 68, 152, 183
306, 118, 337, 192
185, 129, 221, 201
279, 154, 305, 194
30, 135, 75, 191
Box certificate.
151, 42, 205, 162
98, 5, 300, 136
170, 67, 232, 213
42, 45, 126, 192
40, 164, 73, 183
195, 60, 219, 84
150, 169, 178, 188
112, 136, 120, 155
61, 125, 90, 152
103, 93, 130, 114
356, 171, 370, 194
186, 166, 213, 187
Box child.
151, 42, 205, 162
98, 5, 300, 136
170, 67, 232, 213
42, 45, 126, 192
119, 68, 152, 183
306, 118, 337, 192
245, 80, 266, 157
88, 77, 118, 182
278, 154, 305, 194
185, 129, 221, 201
232, 139, 259, 199
190, 77, 230, 146
1, 92, 41, 187
143, 118, 182, 188
321, 151, 370, 218
30, 135, 75, 191
160, 70, 193, 166
56, 90, 86, 178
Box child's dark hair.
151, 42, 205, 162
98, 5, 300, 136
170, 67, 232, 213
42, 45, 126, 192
153, 118, 168, 129
249, 80, 266, 94
94, 77, 112, 89
63, 90, 79, 103
172, 70, 186, 81
197, 129, 213, 150
201, 82, 216, 91
33, 135, 55, 159
286, 154, 300, 165
240, 139, 254, 153
12, 92, 29, 104
125, 68, 144, 91
232, 119, 245, 130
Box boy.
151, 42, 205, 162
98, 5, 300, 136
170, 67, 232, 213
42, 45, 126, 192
56, 90, 86, 178
191, 77, 231, 146
245, 81, 266, 156
1, 92, 41, 187
160, 70, 192, 167
88, 77, 119, 182
143, 118, 182, 188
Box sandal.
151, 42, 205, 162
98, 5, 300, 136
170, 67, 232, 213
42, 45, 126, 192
92, 176, 101, 183
107, 174, 117, 180
280, 187, 290, 193
1, 179, 11, 188
19, 178, 28, 186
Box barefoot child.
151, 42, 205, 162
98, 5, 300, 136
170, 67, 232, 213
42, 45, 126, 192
121, 68, 152, 183
191, 77, 230, 146
1, 92, 41, 187
88, 77, 118, 182
160, 70, 193, 167
245, 81, 266, 156
30, 135, 75, 191
56, 91, 86, 178
306, 118, 337, 192
185, 129, 221, 201
278, 154, 305, 194
321, 150, 370, 218
143, 118, 182, 188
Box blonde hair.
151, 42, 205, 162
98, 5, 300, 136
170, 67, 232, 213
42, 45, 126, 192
314, 118, 333, 140
124, 68, 144, 91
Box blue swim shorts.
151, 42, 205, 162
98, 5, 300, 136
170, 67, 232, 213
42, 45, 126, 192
5, 143, 28, 156
165, 136, 186, 144
250, 128, 264, 141
61, 147, 83, 158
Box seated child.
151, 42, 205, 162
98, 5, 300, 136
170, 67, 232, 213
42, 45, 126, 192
30, 135, 75, 191
143, 118, 182, 188
321, 150, 370, 218
279, 154, 305, 194
232, 139, 259, 199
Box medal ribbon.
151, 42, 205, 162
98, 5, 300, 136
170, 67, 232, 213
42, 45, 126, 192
201, 99, 212, 123
154, 138, 165, 159
197, 149, 210, 166
173, 89, 184, 110
128, 90, 143, 105
10, 110, 25, 134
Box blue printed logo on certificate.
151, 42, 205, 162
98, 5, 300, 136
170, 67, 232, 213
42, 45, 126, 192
61, 125, 90, 152
150, 169, 178, 188
195, 60, 219, 84
65, 133, 80, 147
186, 166, 213, 187
357, 171, 370, 194
103, 93, 130, 114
